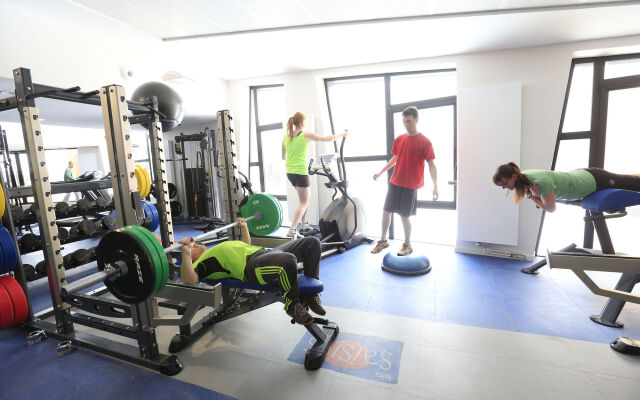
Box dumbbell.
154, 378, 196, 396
10, 204, 25, 221
101, 215, 117, 230
68, 220, 95, 237
78, 220, 96, 235
19, 233, 41, 251
35, 260, 47, 277
63, 252, 76, 268
77, 197, 110, 211
73, 249, 92, 265
55, 202, 71, 214
58, 227, 69, 241
23, 264, 37, 281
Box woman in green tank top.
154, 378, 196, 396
282, 112, 347, 237
492, 162, 640, 212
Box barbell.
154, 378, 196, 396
61, 193, 282, 304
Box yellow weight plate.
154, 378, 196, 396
0, 184, 5, 218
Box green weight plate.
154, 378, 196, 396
131, 225, 168, 291
123, 225, 164, 296
96, 229, 156, 304
241, 193, 282, 236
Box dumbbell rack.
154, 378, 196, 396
0, 68, 182, 375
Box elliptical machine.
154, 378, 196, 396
308, 137, 371, 253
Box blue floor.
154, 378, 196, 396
319, 240, 640, 345
7, 224, 640, 399
22, 225, 640, 343
0, 328, 236, 400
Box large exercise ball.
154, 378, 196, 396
131, 82, 184, 132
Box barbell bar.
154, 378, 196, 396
61, 213, 260, 298
60, 192, 283, 303
163, 212, 261, 253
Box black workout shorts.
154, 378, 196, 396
287, 173, 310, 188
584, 168, 640, 192
383, 183, 417, 217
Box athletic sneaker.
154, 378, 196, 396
303, 294, 326, 316
299, 223, 313, 232
371, 239, 389, 254
397, 243, 413, 256
286, 228, 299, 238
286, 301, 314, 325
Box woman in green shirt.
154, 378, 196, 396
282, 112, 347, 237
492, 162, 640, 212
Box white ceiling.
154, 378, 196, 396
57, 0, 640, 81
3, 0, 640, 129
69, 0, 631, 39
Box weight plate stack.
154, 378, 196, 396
123, 225, 165, 295
0, 184, 5, 218
0, 225, 18, 273
131, 225, 169, 290
95, 229, 157, 303
0, 275, 28, 327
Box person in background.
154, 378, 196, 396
371, 106, 438, 256
63, 160, 81, 202
492, 162, 640, 212
282, 112, 347, 238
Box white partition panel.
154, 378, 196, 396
457, 82, 521, 246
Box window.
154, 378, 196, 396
326, 69, 457, 243
538, 54, 640, 256
562, 63, 593, 133
249, 85, 288, 222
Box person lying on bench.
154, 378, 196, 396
493, 162, 640, 212
178, 217, 325, 325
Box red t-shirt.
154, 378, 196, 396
390, 133, 435, 189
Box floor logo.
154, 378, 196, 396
288, 332, 403, 383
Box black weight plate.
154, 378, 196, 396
96, 229, 157, 304
170, 201, 182, 215
102, 215, 117, 230
73, 249, 91, 265
55, 202, 70, 214
168, 183, 177, 199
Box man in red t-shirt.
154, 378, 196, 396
371, 106, 438, 256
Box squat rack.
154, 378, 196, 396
0, 67, 183, 374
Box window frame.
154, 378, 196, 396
324, 69, 458, 239
249, 84, 286, 202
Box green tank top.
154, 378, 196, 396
522, 169, 596, 200
193, 241, 263, 280
284, 131, 309, 175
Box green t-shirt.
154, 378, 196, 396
64, 167, 77, 182
522, 169, 596, 200
283, 131, 309, 175
192, 240, 264, 281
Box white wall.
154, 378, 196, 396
228, 34, 640, 259
0, 1, 229, 129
